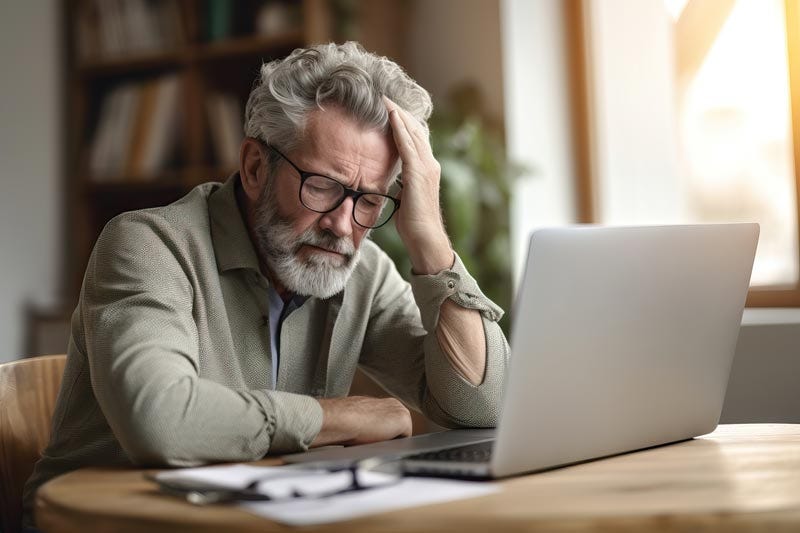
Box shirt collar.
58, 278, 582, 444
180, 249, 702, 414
209, 173, 262, 273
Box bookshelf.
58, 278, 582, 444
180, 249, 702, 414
63, 0, 335, 302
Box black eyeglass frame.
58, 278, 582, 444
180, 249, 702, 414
148, 456, 405, 505
265, 143, 401, 229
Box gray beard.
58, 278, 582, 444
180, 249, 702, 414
251, 186, 365, 299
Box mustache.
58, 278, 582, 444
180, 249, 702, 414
252, 184, 361, 265
293, 228, 355, 258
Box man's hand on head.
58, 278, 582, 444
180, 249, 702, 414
383, 97, 455, 275
311, 396, 413, 447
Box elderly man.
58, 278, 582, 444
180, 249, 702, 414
23, 42, 508, 526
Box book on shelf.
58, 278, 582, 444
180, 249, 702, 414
89, 75, 182, 183
75, 0, 185, 62
204, 0, 303, 42
205, 0, 234, 42
206, 91, 244, 172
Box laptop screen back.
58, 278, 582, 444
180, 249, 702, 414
492, 224, 759, 477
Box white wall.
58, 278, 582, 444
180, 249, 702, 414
0, 1, 62, 362
501, 0, 578, 286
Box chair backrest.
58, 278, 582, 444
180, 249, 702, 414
0, 354, 66, 533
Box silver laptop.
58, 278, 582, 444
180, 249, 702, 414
284, 224, 759, 479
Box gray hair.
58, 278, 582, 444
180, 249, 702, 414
244, 42, 433, 155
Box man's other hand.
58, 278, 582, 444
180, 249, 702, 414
310, 396, 413, 447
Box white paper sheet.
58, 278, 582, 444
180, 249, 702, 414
154, 464, 500, 526
241, 476, 499, 526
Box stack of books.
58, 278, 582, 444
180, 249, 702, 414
89, 75, 182, 182
76, 0, 185, 61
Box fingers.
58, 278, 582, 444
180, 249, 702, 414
399, 418, 413, 439
383, 96, 430, 157
371, 397, 412, 441
381, 398, 413, 438
388, 106, 418, 162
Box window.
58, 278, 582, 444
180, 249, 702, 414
577, 0, 800, 305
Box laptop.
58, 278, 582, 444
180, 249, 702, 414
284, 224, 759, 479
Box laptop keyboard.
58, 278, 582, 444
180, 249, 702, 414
404, 440, 494, 463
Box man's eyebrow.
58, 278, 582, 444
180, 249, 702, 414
359, 183, 389, 195
304, 158, 350, 182
361, 175, 399, 195
299, 160, 353, 186
310, 161, 393, 195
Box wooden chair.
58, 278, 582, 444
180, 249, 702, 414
0, 354, 66, 533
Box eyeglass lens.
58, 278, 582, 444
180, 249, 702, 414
249, 463, 400, 500
301, 174, 394, 228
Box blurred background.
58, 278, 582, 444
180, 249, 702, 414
0, 0, 798, 422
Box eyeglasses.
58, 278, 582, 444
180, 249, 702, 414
266, 144, 401, 229
150, 457, 404, 505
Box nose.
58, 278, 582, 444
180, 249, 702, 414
317, 197, 355, 238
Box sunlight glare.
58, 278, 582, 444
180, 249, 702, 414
679, 0, 797, 286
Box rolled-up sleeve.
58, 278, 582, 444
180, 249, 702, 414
359, 250, 509, 429
83, 214, 322, 466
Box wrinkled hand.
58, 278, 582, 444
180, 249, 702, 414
311, 396, 413, 447
383, 97, 454, 274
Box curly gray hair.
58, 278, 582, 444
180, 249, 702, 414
244, 42, 433, 156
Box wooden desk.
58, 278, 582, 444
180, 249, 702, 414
36, 424, 800, 532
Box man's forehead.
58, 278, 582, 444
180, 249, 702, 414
296, 108, 399, 190
323, 154, 399, 194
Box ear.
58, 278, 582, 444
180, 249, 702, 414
239, 137, 269, 203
